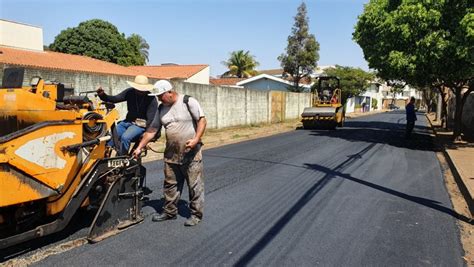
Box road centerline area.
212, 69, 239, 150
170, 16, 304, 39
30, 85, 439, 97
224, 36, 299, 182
3, 111, 465, 266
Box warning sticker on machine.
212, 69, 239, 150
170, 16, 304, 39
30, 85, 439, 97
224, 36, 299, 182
107, 159, 129, 168
4, 94, 16, 102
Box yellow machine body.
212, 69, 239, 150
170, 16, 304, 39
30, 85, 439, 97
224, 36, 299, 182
0, 84, 118, 210
0, 69, 145, 251
301, 76, 345, 129
0, 74, 117, 227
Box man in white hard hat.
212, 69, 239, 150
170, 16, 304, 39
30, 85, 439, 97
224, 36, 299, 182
97, 75, 157, 155
133, 80, 207, 227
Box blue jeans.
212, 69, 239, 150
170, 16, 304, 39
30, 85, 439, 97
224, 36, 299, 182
111, 121, 145, 155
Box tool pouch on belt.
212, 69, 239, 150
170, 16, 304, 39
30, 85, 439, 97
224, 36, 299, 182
133, 118, 147, 128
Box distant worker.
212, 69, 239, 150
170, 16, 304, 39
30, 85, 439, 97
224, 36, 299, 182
405, 97, 417, 138
330, 95, 338, 104
97, 75, 157, 155
133, 80, 207, 227
321, 90, 331, 102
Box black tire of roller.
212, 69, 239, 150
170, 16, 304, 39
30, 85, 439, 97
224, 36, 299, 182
337, 117, 344, 128
302, 121, 312, 129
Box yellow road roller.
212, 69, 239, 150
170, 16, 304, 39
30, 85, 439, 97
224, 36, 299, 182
0, 68, 146, 250
301, 76, 345, 129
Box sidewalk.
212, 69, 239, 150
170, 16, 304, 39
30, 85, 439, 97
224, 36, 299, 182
142, 109, 388, 163
426, 113, 474, 216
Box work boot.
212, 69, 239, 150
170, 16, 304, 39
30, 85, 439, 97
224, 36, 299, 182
140, 187, 153, 201
152, 213, 177, 222
184, 216, 201, 227
142, 186, 153, 195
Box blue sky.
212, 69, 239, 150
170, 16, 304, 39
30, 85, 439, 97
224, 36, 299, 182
1, 0, 369, 76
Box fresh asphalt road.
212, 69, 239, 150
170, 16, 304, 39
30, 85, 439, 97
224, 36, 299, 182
35, 111, 464, 266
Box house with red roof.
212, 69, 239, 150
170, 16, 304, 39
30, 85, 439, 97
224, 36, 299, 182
129, 64, 210, 85
0, 19, 210, 90
209, 77, 246, 87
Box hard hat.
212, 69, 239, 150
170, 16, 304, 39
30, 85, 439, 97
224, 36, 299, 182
149, 80, 173, 96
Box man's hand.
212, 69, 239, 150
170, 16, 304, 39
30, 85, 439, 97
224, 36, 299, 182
96, 87, 105, 96
185, 138, 199, 152
132, 147, 143, 158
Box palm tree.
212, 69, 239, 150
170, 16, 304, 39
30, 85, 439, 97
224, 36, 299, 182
221, 50, 259, 78
128, 34, 150, 63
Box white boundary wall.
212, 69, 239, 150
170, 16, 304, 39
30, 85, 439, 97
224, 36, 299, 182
174, 82, 311, 129
0, 66, 311, 129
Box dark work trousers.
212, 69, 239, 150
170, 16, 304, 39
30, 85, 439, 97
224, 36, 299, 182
405, 120, 415, 138
163, 160, 204, 219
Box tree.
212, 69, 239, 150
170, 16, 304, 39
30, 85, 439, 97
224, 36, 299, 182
117, 39, 146, 66
372, 98, 378, 110
221, 50, 259, 78
128, 34, 150, 64
278, 2, 320, 92
418, 86, 438, 112
321, 65, 375, 104
354, 0, 474, 141
387, 80, 406, 105
49, 19, 148, 66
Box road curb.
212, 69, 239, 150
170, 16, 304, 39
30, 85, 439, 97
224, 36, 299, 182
425, 114, 474, 216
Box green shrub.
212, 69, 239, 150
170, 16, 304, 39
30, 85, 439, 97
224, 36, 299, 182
372, 99, 378, 109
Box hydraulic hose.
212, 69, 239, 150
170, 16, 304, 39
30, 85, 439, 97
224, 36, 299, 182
83, 112, 107, 141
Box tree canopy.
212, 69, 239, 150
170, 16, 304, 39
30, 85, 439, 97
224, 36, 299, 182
353, 0, 473, 140
278, 2, 320, 92
49, 19, 148, 66
221, 50, 259, 78
127, 34, 150, 64
321, 65, 375, 103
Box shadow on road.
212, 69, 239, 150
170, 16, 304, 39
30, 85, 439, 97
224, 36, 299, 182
234, 142, 378, 266
0, 208, 95, 263
143, 198, 191, 219
232, 141, 471, 266
309, 119, 439, 152
302, 162, 473, 225
1, 198, 192, 263
173, 136, 470, 265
